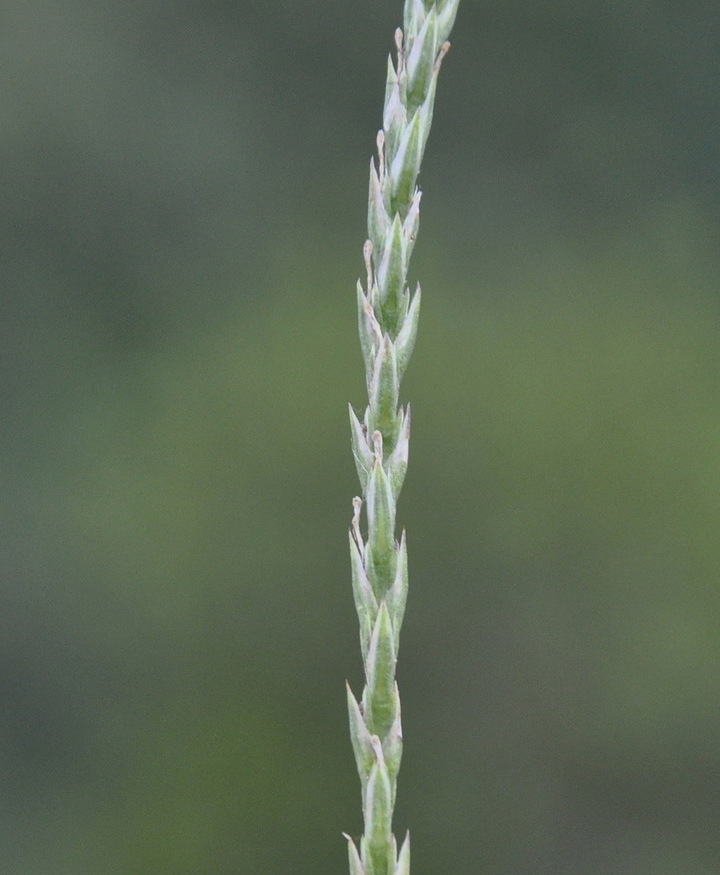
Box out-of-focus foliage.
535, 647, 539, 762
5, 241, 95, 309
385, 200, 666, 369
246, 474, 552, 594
2, 1, 719, 873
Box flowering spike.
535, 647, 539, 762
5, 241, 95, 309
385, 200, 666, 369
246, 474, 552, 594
347, 4, 459, 872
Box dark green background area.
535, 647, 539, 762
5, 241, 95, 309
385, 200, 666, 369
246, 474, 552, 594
3, 1, 720, 872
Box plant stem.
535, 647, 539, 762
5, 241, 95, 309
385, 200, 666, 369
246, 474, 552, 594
345, 3, 460, 873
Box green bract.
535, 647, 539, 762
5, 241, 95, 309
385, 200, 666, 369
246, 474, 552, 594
345, 3, 459, 874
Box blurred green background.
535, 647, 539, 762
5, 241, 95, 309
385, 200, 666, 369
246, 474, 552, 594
3, 1, 720, 872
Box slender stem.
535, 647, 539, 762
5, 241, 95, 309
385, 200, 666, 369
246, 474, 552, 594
345, 3, 460, 874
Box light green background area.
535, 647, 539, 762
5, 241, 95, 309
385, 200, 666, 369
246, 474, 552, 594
3, 2, 720, 872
